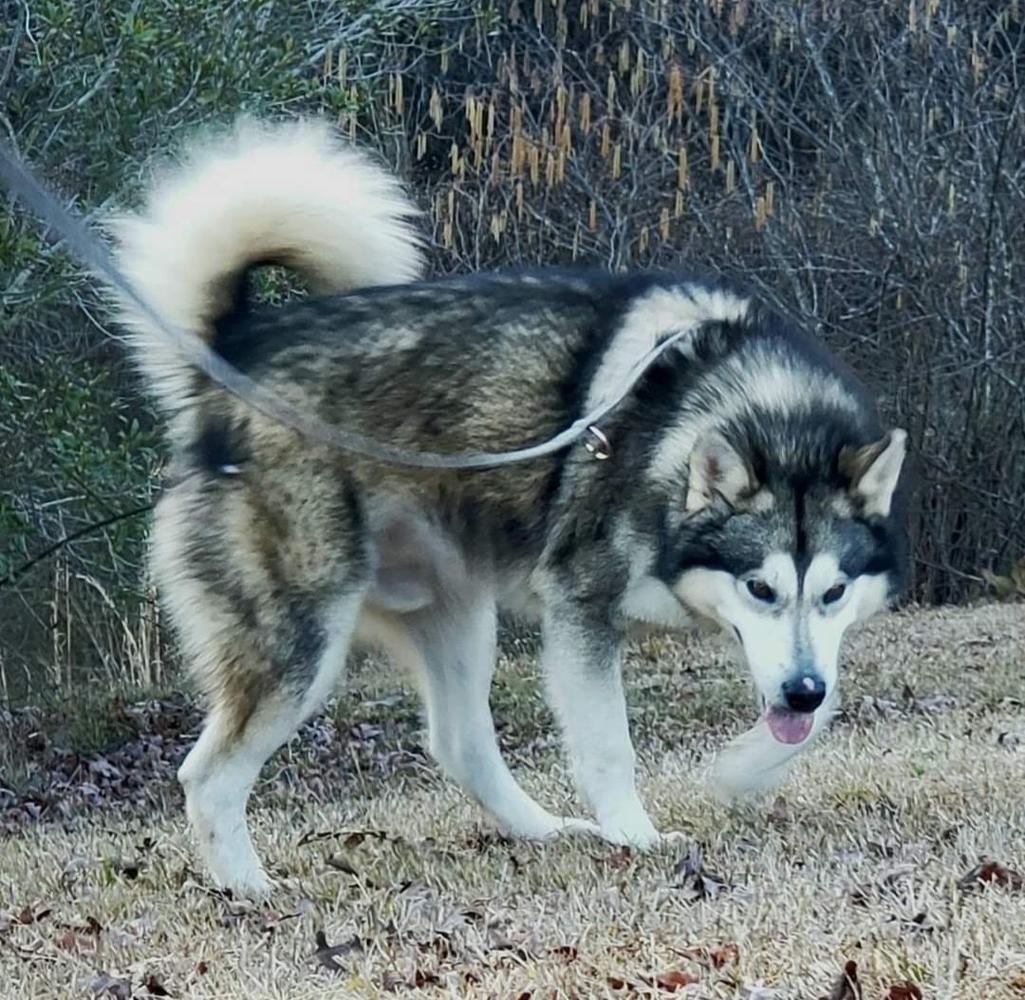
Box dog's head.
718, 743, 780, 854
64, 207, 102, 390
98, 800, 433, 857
668, 425, 909, 746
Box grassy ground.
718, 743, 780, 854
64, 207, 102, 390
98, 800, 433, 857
1, 603, 1024, 999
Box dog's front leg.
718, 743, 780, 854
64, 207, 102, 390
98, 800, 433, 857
541, 602, 661, 849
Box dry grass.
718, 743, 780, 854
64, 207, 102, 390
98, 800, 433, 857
2, 603, 1024, 999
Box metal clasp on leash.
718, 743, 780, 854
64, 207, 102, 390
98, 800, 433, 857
583, 425, 612, 460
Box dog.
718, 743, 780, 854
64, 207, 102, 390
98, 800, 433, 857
108, 119, 909, 896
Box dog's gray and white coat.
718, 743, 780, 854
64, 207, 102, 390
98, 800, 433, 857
109, 120, 909, 896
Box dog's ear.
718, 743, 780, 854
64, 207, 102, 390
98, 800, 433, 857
840, 428, 907, 517
686, 432, 755, 511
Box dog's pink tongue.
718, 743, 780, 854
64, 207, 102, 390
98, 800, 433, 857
765, 706, 815, 745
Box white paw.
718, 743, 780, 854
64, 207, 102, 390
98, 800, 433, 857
547, 816, 602, 839
214, 864, 274, 899
199, 837, 275, 899
596, 809, 661, 850
657, 829, 690, 849
711, 718, 797, 800
505, 812, 601, 842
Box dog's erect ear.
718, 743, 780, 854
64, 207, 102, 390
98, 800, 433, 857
840, 428, 907, 517
686, 432, 754, 511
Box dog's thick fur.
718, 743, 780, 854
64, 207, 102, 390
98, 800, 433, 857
110, 120, 909, 896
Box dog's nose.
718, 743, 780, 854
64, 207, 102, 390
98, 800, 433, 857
781, 674, 826, 713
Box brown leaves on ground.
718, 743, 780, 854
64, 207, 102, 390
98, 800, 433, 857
851, 863, 918, 907
601, 846, 635, 870
607, 968, 700, 993
825, 963, 922, 1000
884, 982, 923, 1000
55, 915, 102, 954
676, 942, 740, 968
957, 859, 1025, 892
2, 692, 427, 835
87, 973, 170, 998
297, 828, 390, 849
825, 960, 863, 1000
324, 853, 359, 876
313, 929, 364, 973
651, 969, 701, 991
670, 844, 730, 902
7, 904, 52, 927
88, 974, 132, 999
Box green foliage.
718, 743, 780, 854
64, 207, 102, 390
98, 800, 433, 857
982, 559, 1025, 602
0, 360, 161, 586
2, 1, 360, 334
0, 0, 381, 695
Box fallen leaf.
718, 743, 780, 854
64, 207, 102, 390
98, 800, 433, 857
653, 968, 700, 991
143, 975, 171, 996
313, 929, 363, 972
381, 971, 405, 992
466, 827, 514, 851
297, 828, 388, 849
325, 854, 358, 876
826, 960, 863, 1000
709, 942, 740, 967
957, 860, 1024, 892
15, 905, 51, 925
885, 982, 923, 1000
115, 859, 143, 880
259, 907, 304, 933
671, 844, 729, 901
603, 847, 633, 870
851, 863, 917, 906
56, 929, 97, 953
88, 974, 131, 999
767, 796, 789, 825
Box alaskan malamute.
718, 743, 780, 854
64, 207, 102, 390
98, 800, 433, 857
109, 120, 908, 895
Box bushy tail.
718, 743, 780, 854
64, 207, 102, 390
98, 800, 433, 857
108, 118, 424, 412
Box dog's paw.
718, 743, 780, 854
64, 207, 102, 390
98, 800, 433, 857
508, 813, 601, 842
211, 863, 275, 900
710, 718, 801, 800
595, 809, 661, 850
549, 816, 602, 839
656, 829, 690, 849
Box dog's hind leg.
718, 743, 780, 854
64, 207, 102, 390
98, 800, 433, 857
376, 589, 599, 842
174, 592, 361, 897
153, 476, 367, 897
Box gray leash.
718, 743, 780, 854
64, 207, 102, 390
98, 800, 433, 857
0, 138, 685, 469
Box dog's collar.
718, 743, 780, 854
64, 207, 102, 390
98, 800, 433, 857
583, 425, 612, 460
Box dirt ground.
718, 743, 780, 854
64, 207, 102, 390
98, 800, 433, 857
1, 602, 1024, 999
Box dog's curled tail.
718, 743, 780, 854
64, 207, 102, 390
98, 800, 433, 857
108, 118, 424, 412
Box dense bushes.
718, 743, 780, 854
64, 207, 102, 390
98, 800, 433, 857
2, 0, 1022, 696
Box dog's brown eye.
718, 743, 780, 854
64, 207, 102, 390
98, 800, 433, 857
746, 579, 775, 602
823, 582, 847, 605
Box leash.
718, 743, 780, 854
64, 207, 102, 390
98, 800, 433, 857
0, 137, 687, 469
